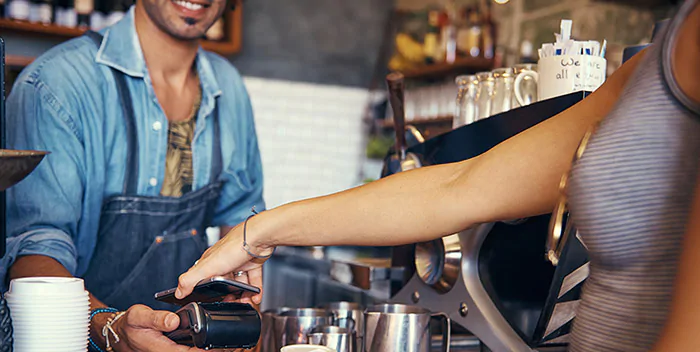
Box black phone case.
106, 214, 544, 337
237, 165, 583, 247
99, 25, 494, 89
167, 302, 261, 349
155, 278, 260, 306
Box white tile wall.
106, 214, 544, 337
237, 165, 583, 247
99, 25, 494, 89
243, 77, 371, 209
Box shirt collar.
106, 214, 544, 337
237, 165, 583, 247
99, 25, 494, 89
95, 6, 222, 100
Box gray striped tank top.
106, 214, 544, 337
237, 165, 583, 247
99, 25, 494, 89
568, 0, 700, 350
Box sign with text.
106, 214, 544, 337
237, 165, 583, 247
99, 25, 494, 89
538, 55, 607, 101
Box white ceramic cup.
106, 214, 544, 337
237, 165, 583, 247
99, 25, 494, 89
537, 54, 607, 101
8, 277, 90, 352
8, 277, 86, 296
280, 344, 336, 352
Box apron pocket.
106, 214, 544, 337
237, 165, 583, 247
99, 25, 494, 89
101, 229, 207, 311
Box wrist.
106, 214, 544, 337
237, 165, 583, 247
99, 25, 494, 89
248, 207, 284, 251
89, 308, 117, 351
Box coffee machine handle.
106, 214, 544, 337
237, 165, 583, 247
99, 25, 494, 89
431, 312, 451, 352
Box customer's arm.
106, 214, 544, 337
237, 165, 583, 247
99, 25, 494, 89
177, 47, 648, 299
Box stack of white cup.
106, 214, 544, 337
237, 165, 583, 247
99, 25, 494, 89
5, 277, 90, 351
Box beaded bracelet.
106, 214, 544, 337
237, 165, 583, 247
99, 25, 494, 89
242, 207, 276, 260
89, 307, 118, 352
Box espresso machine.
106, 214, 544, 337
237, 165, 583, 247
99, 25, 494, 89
382, 75, 590, 352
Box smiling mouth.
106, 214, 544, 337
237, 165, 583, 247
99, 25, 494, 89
172, 0, 211, 11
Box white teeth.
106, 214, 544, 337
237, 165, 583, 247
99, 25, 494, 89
173, 0, 203, 10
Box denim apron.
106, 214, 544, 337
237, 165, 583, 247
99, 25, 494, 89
81, 32, 224, 312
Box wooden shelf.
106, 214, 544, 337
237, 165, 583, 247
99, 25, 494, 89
381, 115, 453, 128
5, 55, 34, 68
0, 18, 84, 36
0, 6, 242, 56
400, 57, 494, 80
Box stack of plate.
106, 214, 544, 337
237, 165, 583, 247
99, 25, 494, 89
6, 277, 90, 351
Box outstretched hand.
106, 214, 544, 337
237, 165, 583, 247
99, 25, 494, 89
176, 224, 272, 305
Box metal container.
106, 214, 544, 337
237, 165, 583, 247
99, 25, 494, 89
307, 325, 356, 352
319, 302, 363, 336
273, 308, 335, 347
364, 304, 450, 352
319, 302, 363, 351
261, 307, 292, 352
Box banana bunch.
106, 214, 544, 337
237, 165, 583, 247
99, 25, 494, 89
395, 33, 425, 63
389, 33, 426, 71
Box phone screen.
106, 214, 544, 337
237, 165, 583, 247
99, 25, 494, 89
155, 277, 260, 306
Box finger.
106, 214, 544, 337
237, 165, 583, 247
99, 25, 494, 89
176, 242, 247, 299
246, 267, 264, 305
126, 305, 180, 332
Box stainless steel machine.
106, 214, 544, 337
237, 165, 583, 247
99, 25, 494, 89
382, 84, 591, 352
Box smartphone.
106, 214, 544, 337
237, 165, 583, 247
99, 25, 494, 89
155, 276, 261, 306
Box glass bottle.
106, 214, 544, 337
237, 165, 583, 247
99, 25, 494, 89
74, 0, 92, 27
475, 71, 494, 120
466, 7, 481, 58
423, 10, 441, 64
55, 0, 77, 27
8, 0, 31, 21
480, 1, 495, 59
441, 1, 457, 64
456, 7, 468, 57
28, 0, 51, 24
491, 68, 515, 116
454, 75, 478, 129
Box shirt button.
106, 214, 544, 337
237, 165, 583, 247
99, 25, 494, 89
152, 121, 163, 131
149, 178, 158, 186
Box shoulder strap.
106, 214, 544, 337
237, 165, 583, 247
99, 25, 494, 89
84, 31, 140, 195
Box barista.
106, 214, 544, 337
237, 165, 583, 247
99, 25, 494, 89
2, 0, 264, 351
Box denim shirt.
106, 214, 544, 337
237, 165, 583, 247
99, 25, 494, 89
1, 7, 265, 285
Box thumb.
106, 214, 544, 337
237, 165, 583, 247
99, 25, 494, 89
128, 305, 180, 332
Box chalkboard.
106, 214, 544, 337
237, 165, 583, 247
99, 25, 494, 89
230, 0, 395, 88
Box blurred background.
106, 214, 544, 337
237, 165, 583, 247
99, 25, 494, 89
1, 0, 676, 209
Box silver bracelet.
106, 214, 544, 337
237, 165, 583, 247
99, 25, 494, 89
242, 207, 276, 260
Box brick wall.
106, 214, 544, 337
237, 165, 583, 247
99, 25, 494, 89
243, 77, 372, 209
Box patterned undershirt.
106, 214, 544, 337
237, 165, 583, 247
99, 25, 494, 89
160, 85, 202, 197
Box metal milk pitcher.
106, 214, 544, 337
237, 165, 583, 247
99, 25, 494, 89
319, 302, 364, 350
261, 307, 291, 352
363, 304, 451, 352
273, 308, 335, 347
307, 325, 356, 352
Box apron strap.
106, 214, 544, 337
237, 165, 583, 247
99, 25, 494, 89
84, 31, 140, 196
209, 102, 223, 182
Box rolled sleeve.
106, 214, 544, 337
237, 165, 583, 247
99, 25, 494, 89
4, 69, 90, 282
0, 230, 79, 290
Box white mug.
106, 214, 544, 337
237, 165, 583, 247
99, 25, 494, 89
537, 55, 607, 101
